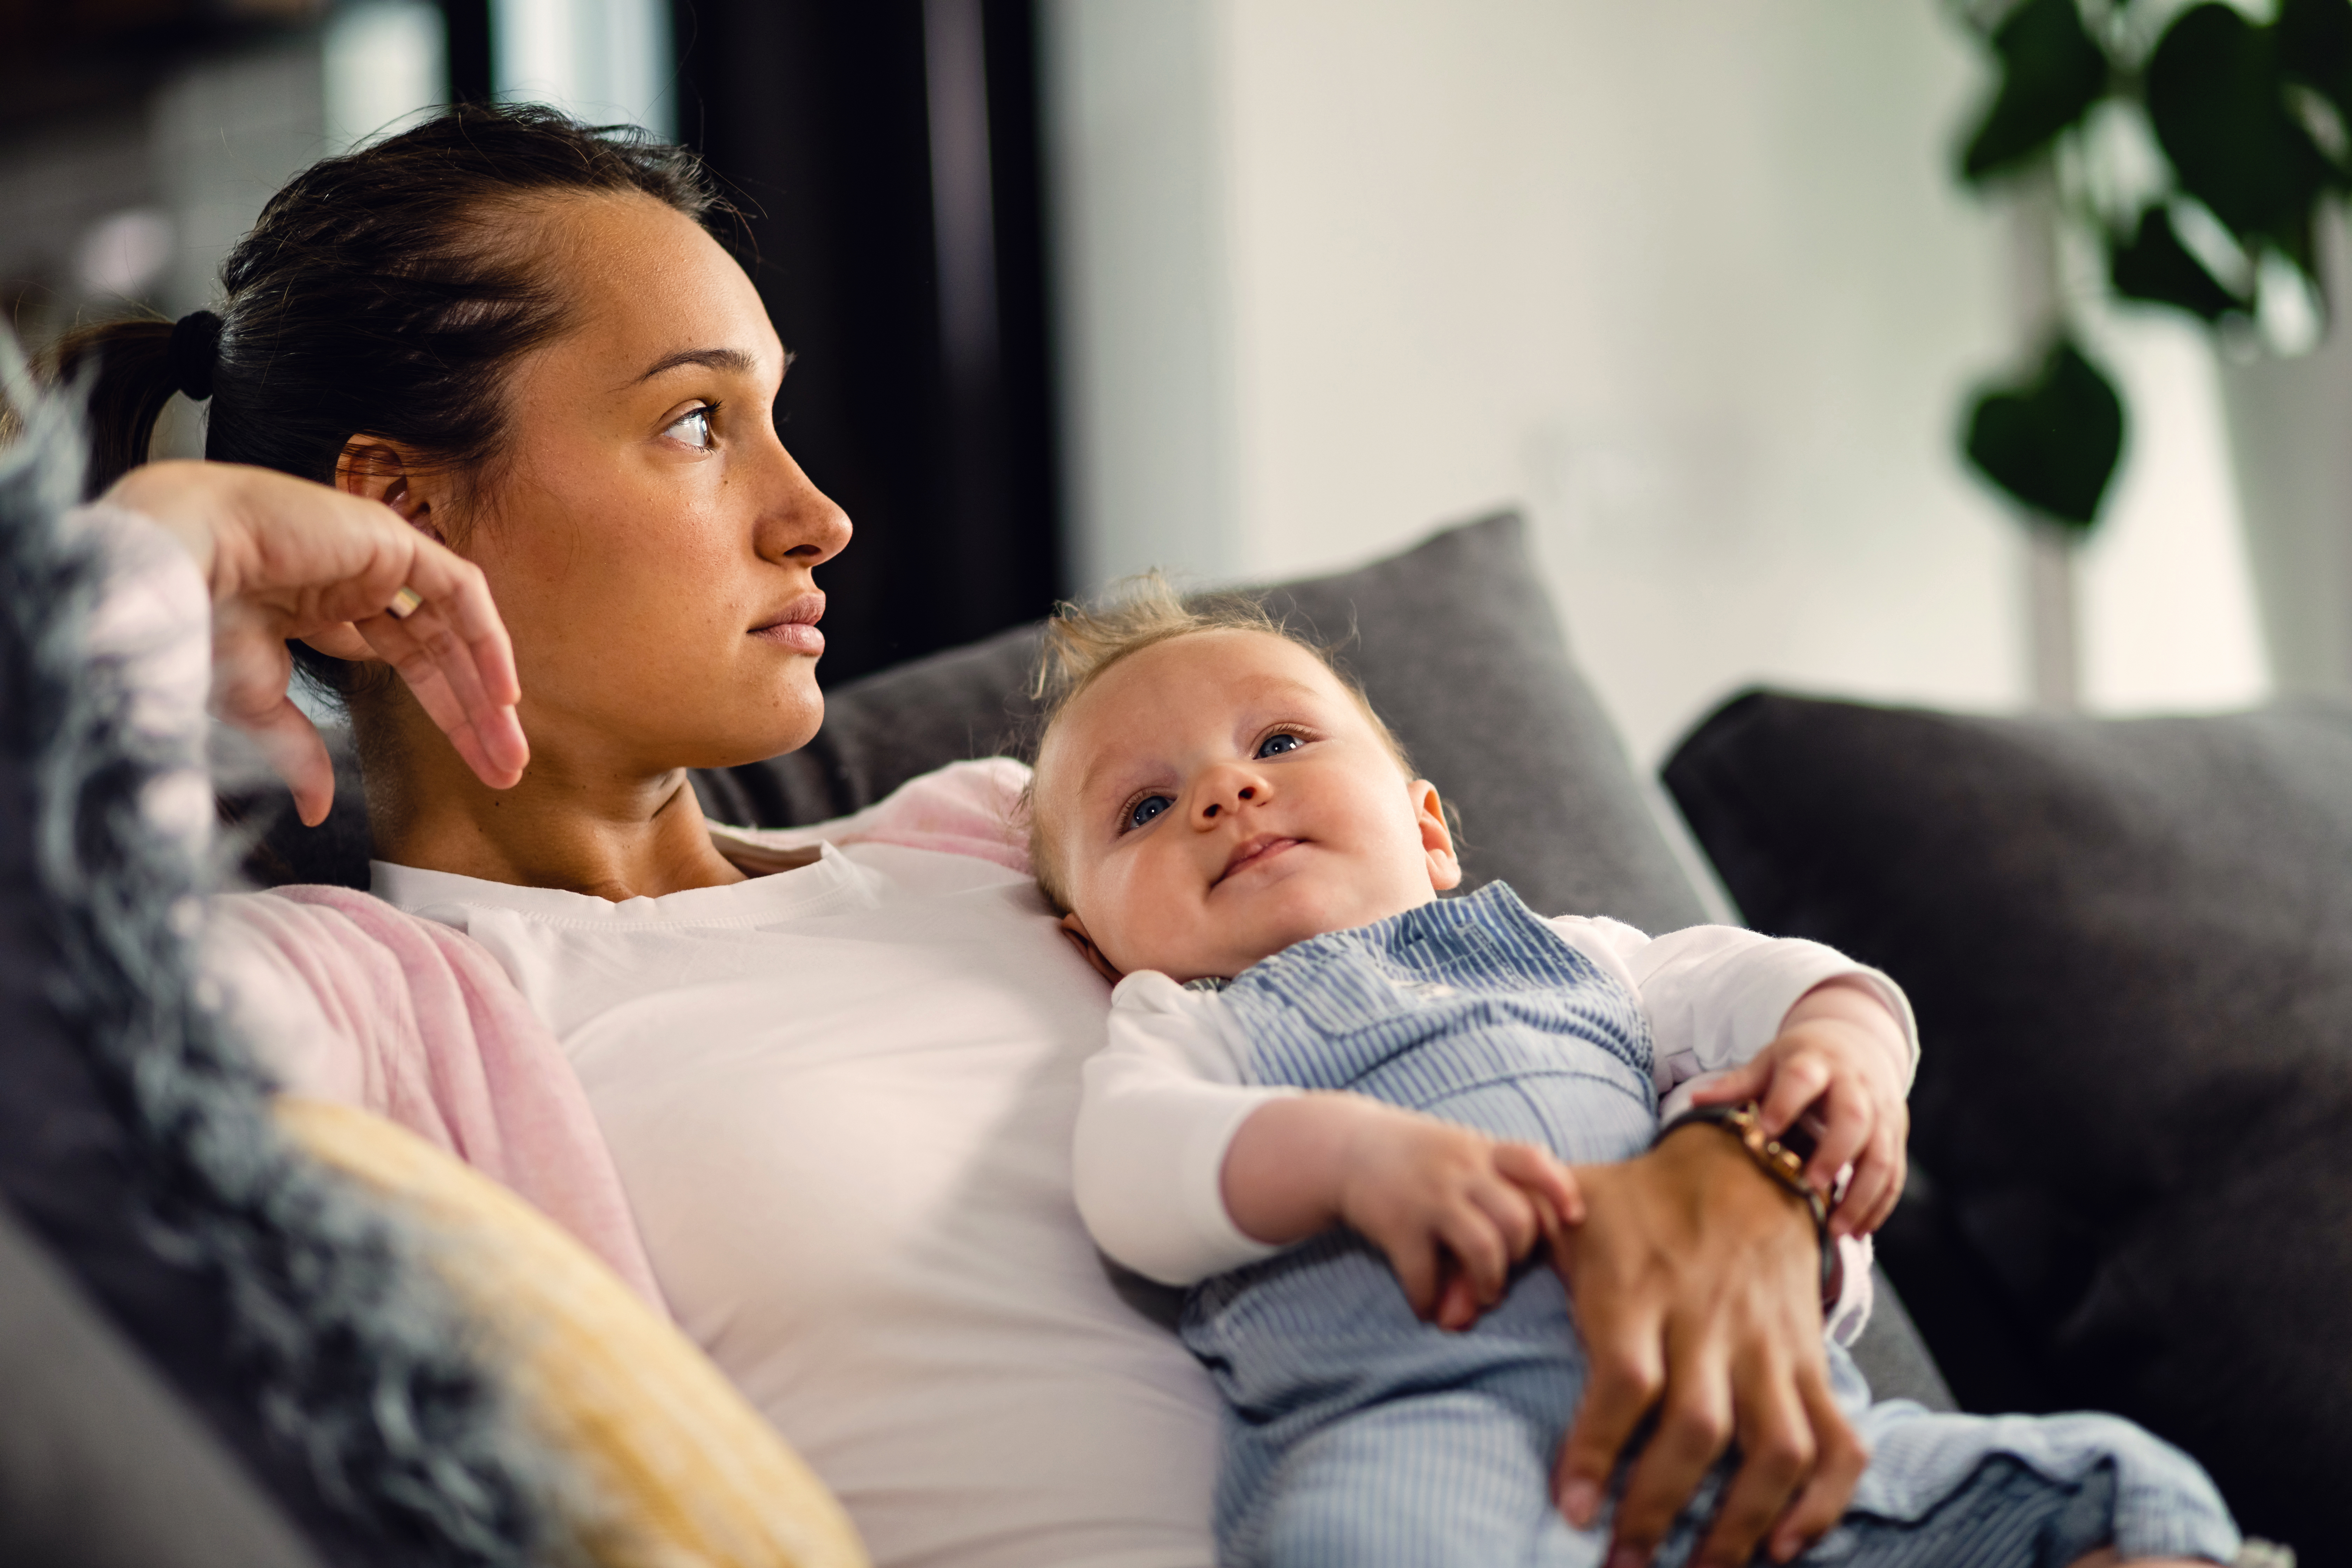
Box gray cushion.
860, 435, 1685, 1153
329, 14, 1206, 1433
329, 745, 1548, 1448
1664, 689, 2352, 1552
0, 1198, 323, 1568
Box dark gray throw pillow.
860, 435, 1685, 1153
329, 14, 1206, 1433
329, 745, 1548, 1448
696, 511, 1707, 932
1664, 689, 2352, 1553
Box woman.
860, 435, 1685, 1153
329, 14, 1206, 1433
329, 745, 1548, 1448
61, 107, 1883, 1568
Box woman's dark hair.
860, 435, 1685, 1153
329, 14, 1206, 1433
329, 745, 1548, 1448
41, 103, 725, 694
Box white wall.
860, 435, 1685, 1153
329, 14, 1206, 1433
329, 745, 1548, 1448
493, 0, 676, 139
1045, 1, 2268, 765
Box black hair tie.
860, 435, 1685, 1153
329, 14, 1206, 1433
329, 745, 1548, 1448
168, 310, 223, 402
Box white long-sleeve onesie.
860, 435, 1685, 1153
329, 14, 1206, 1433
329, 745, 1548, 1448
1072, 916, 1918, 1342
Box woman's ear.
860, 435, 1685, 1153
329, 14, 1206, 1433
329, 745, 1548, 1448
1411, 779, 1463, 892
335, 436, 447, 544
1058, 911, 1124, 984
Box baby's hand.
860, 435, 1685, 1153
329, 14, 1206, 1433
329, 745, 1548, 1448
1687, 978, 1909, 1237
1332, 1106, 1583, 1328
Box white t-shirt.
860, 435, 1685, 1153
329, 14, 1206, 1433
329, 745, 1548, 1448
372, 838, 1224, 1568
1076, 922, 1916, 1314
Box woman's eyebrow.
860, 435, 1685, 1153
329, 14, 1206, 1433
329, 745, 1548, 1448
630, 346, 757, 385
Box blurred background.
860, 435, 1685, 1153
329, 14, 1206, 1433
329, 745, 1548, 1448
0, 0, 2305, 763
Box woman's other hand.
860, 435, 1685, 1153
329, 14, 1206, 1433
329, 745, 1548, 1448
1221, 1094, 1584, 1327
104, 460, 528, 825
1551, 1129, 1868, 1568
1686, 978, 1912, 1238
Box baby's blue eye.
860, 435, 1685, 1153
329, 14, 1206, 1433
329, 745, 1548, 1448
665, 407, 714, 449
1128, 794, 1174, 830
1256, 733, 1302, 759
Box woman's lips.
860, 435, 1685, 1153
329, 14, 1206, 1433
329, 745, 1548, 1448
750, 593, 826, 656
1218, 835, 1300, 883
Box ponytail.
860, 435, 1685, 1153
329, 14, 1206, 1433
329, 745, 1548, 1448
38, 316, 177, 498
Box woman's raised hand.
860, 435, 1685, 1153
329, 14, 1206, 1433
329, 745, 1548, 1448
104, 460, 528, 825
1550, 1131, 1868, 1568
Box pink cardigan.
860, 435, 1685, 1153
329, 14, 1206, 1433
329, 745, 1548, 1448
229, 759, 1032, 1316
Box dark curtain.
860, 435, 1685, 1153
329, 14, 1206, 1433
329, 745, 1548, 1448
665, 0, 1064, 685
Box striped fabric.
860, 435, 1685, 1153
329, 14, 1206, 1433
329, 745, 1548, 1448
1182, 883, 2239, 1567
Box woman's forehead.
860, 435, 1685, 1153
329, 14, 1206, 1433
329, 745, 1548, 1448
535, 193, 784, 383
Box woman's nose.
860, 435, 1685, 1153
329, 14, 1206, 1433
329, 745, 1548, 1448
1194, 766, 1269, 824
756, 442, 854, 569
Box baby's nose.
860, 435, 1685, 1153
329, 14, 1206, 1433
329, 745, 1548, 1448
1199, 783, 1260, 821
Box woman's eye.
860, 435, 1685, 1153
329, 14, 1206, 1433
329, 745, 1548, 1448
1256, 733, 1303, 759
1127, 794, 1174, 831
664, 407, 714, 449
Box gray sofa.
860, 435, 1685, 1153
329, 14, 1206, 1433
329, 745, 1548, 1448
37, 498, 2322, 1561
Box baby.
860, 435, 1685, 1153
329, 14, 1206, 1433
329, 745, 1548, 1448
1026, 581, 2240, 1568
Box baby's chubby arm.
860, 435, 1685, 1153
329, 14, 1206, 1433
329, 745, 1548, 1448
1072, 972, 1575, 1322
1220, 1096, 1583, 1328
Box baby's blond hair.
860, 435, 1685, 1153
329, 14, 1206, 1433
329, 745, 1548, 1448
1024, 573, 1412, 912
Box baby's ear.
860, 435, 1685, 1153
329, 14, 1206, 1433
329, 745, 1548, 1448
1411, 779, 1463, 892
1058, 911, 1125, 984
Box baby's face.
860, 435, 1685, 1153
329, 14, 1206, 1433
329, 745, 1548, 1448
1035, 630, 1460, 981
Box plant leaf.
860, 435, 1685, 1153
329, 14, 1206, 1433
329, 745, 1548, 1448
2146, 3, 2335, 247
1963, 337, 2126, 529
2277, 0, 2352, 134
1960, 0, 2111, 183
2110, 205, 2252, 319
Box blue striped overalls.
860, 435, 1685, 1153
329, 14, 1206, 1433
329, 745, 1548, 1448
1179, 883, 2239, 1568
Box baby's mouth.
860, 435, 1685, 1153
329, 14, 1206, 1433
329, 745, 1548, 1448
1218, 835, 1300, 884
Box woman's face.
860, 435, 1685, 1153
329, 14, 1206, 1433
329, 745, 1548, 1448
453, 193, 852, 777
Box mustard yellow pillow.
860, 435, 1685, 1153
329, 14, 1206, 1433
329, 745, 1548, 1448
274, 1096, 868, 1568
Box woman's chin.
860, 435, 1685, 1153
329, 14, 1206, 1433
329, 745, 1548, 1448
700, 684, 825, 770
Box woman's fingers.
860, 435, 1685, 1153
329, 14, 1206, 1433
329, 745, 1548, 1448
1609, 1334, 1737, 1566
208, 612, 337, 824
228, 689, 338, 827
350, 538, 528, 788
113, 461, 529, 799
1553, 1286, 1665, 1529
1690, 1349, 1818, 1567
1766, 1372, 1870, 1562
390, 540, 521, 707
358, 594, 528, 788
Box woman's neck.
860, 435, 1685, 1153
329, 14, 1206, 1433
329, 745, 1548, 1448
359, 698, 749, 901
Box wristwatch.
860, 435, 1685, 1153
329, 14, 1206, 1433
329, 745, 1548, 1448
1653, 1100, 1841, 1310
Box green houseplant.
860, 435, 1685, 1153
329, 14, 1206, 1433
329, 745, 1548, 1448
1953, 0, 2352, 584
